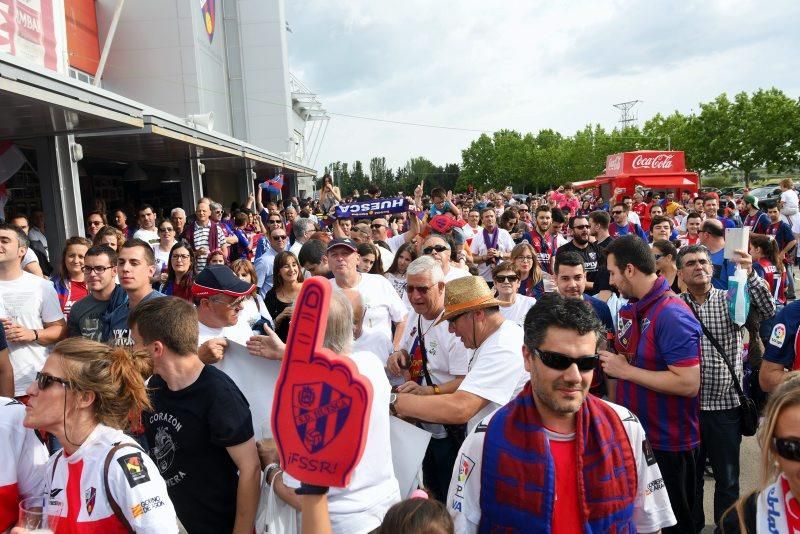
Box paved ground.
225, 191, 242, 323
699, 433, 761, 533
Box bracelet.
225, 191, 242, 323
432, 384, 441, 395
33, 329, 39, 342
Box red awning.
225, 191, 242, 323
633, 176, 696, 188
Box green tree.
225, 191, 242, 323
459, 134, 496, 191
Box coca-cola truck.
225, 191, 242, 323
573, 150, 699, 201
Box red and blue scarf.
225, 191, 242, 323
479, 384, 637, 533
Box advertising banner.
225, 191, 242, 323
0, 0, 62, 72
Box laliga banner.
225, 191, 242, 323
271, 278, 372, 487
334, 197, 409, 219
0, 0, 63, 72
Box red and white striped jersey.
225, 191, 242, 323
45, 424, 178, 534
0, 397, 48, 531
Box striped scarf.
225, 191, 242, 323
479, 384, 637, 533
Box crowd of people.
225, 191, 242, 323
1, 176, 800, 533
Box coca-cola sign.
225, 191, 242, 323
632, 154, 675, 170
604, 151, 687, 176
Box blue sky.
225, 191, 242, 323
286, 1, 800, 172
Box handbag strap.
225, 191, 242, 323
104, 441, 146, 534
686, 298, 746, 399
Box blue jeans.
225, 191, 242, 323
694, 408, 741, 528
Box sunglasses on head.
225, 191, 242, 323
35, 371, 72, 390
774, 437, 800, 462
494, 274, 519, 283
423, 245, 449, 255
533, 348, 598, 372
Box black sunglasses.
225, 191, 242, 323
370, 224, 385, 230
494, 275, 519, 283
407, 284, 434, 295
268, 219, 282, 224
533, 348, 598, 372
423, 245, 449, 255
35, 371, 72, 390
774, 437, 800, 462
271, 235, 288, 240
611, 210, 623, 215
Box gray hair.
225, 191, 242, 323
170, 207, 186, 217
293, 217, 315, 239
324, 291, 354, 355
406, 255, 444, 284
209, 202, 222, 212
676, 244, 710, 269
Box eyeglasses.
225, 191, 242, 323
653, 254, 663, 261
774, 437, 800, 462
494, 274, 519, 283
88, 221, 103, 226
159, 227, 174, 233
533, 348, 598, 372
611, 211, 623, 215
423, 245, 450, 255
271, 235, 288, 240
572, 224, 590, 230
35, 371, 72, 390
172, 254, 191, 261
268, 219, 283, 224
81, 265, 113, 275
407, 284, 435, 295
210, 295, 247, 309
370, 224, 386, 230
516, 255, 534, 261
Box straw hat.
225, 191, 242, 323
438, 276, 505, 324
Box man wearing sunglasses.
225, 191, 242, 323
0, 223, 65, 399
387, 256, 468, 501
370, 214, 420, 254
559, 216, 609, 295
601, 235, 701, 534
254, 227, 289, 298
447, 294, 676, 532
608, 202, 648, 240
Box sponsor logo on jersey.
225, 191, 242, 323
118, 453, 151, 488
292, 382, 352, 454
640, 317, 651, 334
770, 323, 787, 348
457, 453, 475, 484
131, 496, 165, 518
84, 487, 96, 516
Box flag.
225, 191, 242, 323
260, 174, 285, 194
0, 142, 26, 185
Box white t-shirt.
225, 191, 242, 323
498, 295, 536, 327
284, 350, 401, 533
354, 329, 394, 372
628, 211, 641, 225
385, 233, 406, 254
470, 228, 515, 281
133, 228, 159, 247
0, 273, 65, 395
21, 248, 37, 269
384, 272, 407, 300
153, 245, 171, 276
398, 310, 469, 438
446, 401, 677, 533
331, 274, 407, 349
0, 397, 48, 509
376, 245, 394, 272
457, 320, 528, 432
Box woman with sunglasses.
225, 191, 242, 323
50, 236, 92, 318
492, 262, 535, 327
511, 242, 545, 299
500, 209, 524, 244
718, 372, 800, 533
651, 240, 683, 295
265, 251, 304, 342
384, 242, 417, 300
158, 241, 195, 302
152, 219, 177, 284
21, 338, 178, 532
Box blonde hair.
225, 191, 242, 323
55, 337, 152, 430
511, 242, 542, 286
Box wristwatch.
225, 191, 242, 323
389, 392, 398, 416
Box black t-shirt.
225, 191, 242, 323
265, 288, 293, 342
144, 365, 253, 534
596, 235, 613, 250
558, 240, 610, 294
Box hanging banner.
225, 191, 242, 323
0, 0, 62, 72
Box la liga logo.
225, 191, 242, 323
201, 0, 216, 43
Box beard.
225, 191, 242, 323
532, 376, 587, 415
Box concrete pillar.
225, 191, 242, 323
180, 150, 204, 210
35, 135, 85, 257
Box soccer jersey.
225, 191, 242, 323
744, 211, 770, 234
766, 221, 796, 265
615, 278, 701, 452
764, 301, 800, 370
609, 221, 648, 241
753, 259, 787, 305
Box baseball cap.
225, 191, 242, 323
192, 265, 256, 299
326, 238, 358, 253
743, 195, 758, 208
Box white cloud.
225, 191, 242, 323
287, 0, 800, 173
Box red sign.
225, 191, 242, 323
271, 278, 373, 488
0, 0, 59, 72
604, 151, 687, 176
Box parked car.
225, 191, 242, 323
749, 183, 782, 202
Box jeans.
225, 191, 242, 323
653, 448, 699, 534
422, 435, 461, 502
694, 408, 742, 529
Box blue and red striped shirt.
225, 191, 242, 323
615, 276, 701, 452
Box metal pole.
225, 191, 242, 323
94, 0, 126, 86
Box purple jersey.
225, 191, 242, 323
615, 277, 701, 452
